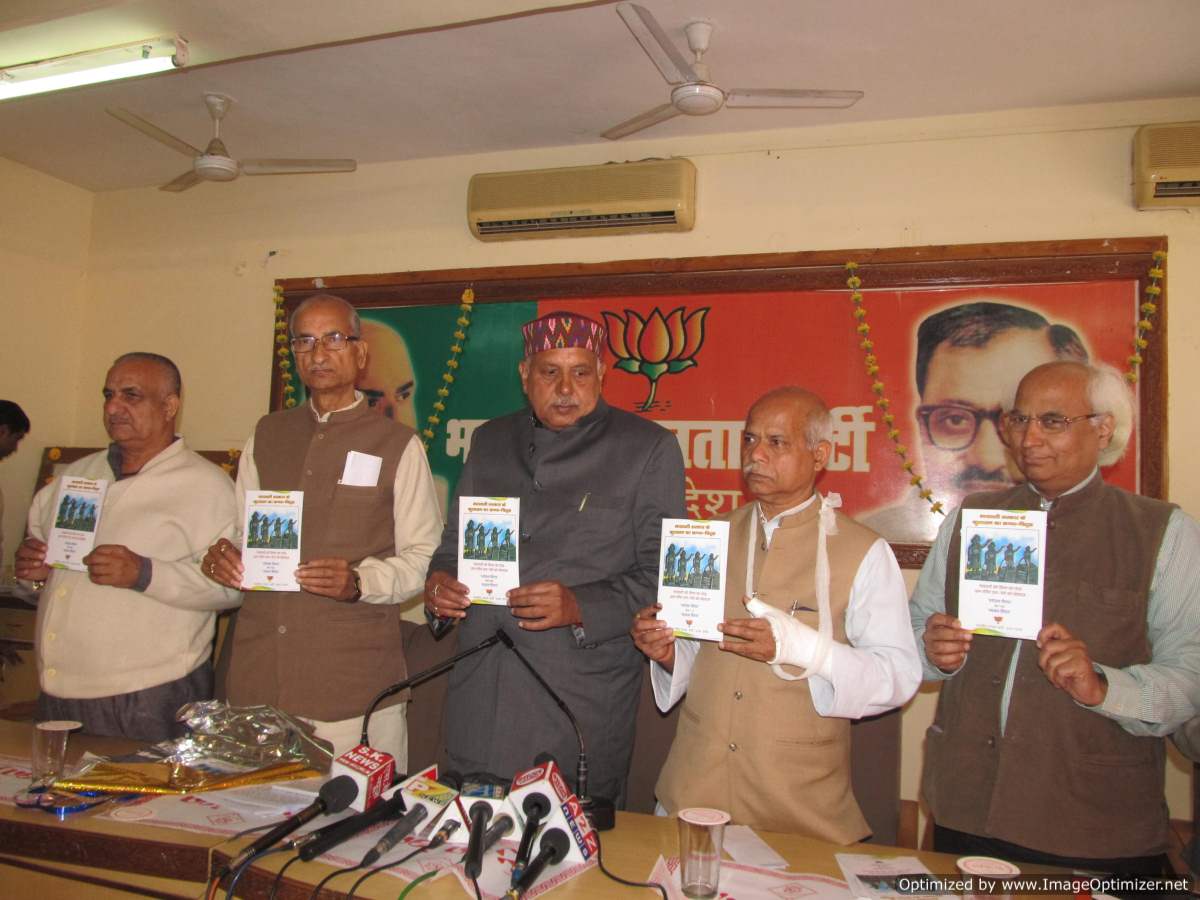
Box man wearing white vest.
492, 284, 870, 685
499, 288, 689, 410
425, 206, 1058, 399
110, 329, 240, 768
632, 386, 920, 840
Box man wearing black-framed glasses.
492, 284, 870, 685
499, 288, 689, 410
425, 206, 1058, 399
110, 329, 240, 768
912, 360, 1200, 876
862, 302, 1088, 542
202, 293, 442, 769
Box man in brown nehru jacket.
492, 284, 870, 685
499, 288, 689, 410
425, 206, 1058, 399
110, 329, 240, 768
912, 361, 1200, 874
632, 386, 920, 840
203, 294, 441, 768
425, 310, 686, 805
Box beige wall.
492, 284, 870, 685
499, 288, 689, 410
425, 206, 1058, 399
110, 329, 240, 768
4, 93, 1200, 821
0, 157, 92, 569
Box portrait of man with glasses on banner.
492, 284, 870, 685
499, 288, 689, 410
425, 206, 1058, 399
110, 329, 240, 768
859, 301, 1088, 543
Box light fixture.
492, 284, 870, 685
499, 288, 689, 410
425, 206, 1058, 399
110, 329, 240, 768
0, 36, 188, 101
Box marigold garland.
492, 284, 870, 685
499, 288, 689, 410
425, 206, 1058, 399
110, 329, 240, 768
1126, 250, 1165, 384
272, 285, 298, 408
421, 287, 476, 450
846, 262, 944, 518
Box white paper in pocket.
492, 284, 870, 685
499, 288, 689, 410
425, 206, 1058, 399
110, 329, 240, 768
339, 451, 382, 487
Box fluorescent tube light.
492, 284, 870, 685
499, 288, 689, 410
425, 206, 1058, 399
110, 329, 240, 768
0, 36, 188, 101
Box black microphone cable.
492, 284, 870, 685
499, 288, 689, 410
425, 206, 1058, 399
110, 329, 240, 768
344, 819, 461, 899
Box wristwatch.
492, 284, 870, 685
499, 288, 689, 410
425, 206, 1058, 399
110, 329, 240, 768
346, 569, 362, 603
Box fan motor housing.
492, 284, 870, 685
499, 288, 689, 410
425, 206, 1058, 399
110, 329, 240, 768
195, 154, 240, 182
672, 83, 724, 116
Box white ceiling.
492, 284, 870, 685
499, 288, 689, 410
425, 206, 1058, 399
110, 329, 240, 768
2, 0, 1199, 193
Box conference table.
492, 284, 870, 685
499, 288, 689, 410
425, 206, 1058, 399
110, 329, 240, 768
0, 719, 979, 899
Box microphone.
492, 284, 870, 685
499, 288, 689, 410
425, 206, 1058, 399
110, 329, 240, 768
512, 792, 551, 882
495, 631, 615, 831
361, 804, 428, 866
462, 801, 495, 879
359, 631, 505, 747
298, 789, 406, 862
506, 829, 570, 898
228, 775, 357, 870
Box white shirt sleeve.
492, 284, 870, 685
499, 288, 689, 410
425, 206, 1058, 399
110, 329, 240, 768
651, 637, 700, 712
807, 538, 923, 719
356, 438, 443, 604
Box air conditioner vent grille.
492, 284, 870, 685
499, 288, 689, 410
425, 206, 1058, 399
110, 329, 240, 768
477, 210, 679, 235
1154, 180, 1200, 198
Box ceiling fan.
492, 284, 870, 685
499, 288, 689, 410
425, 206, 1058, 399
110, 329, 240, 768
107, 92, 357, 192
603, 2, 864, 140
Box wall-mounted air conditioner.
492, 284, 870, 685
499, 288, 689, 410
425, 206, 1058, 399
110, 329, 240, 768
467, 158, 696, 241
1134, 122, 1200, 209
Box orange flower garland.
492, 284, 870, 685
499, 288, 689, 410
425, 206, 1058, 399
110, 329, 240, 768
846, 262, 945, 518
272, 285, 297, 408
1126, 250, 1165, 384
421, 287, 476, 450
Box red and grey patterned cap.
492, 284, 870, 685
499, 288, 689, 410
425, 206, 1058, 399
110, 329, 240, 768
521, 311, 606, 357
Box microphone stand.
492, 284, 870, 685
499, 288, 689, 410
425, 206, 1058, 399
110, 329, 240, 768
360, 631, 504, 748
495, 631, 615, 831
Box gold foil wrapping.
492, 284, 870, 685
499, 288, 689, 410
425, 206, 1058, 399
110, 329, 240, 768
54, 759, 319, 795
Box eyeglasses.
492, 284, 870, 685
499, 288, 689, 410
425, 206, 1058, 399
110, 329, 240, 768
289, 332, 360, 353
1001, 412, 1103, 434
916, 404, 1004, 451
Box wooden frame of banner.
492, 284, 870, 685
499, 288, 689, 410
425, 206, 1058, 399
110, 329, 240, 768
274, 236, 1167, 567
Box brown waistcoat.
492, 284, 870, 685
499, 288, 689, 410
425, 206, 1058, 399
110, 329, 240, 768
923, 476, 1175, 858
656, 499, 878, 842
224, 401, 415, 722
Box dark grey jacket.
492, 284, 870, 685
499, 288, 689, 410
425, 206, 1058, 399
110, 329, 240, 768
429, 398, 686, 801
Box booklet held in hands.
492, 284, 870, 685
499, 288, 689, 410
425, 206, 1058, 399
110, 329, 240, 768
46, 477, 108, 571
656, 518, 729, 641
457, 496, 519, 604
957, 507, 1047, 640
243, 491, 302, 591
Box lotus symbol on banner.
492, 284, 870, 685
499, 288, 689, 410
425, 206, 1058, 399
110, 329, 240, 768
603, 306, 709, 410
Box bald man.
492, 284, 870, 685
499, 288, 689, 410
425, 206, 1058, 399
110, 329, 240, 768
633, 387, 920, 841
912, 361, 1200, 874
17, 354, 239, 741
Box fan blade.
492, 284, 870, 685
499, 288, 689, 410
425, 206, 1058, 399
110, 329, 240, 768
616, 3, 698, 85
725, 89, 864, 109
108, 108, 202, 157
159, 170, 202, 192
602, 103, 681, 140
241, 159, 357, 175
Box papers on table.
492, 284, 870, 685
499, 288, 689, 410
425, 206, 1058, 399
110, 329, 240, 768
46, 477, 108, 571
656, 518, 729, 641
836, 852, 947, 900
242, 491, 302, 591
458, 496, 519, 605
957, 508, 1047, 640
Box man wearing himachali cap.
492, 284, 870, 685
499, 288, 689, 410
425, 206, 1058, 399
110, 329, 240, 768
425, 310, 686, 804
